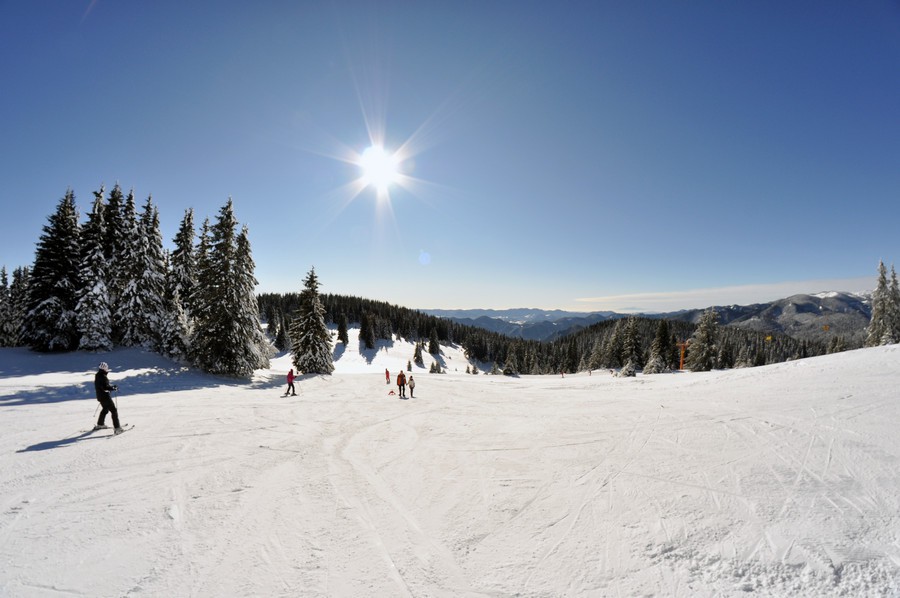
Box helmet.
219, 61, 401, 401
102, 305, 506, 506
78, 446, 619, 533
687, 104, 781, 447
99, 362, 109, 372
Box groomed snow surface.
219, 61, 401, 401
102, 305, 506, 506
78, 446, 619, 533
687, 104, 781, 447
2, 334, 899, 597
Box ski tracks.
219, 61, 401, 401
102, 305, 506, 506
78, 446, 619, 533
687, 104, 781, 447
322, 408, 490, 597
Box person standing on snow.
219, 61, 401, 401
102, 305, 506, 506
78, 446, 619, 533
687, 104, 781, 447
385, 368, 390, 384
94, 362, 124, 434
286, 368, 297, 396
408, 375, 416, 398
397, 370, 407, 398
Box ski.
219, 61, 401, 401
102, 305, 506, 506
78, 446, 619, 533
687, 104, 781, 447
109, 424, 134, 436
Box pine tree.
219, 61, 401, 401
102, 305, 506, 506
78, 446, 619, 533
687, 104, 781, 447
114, 190, 143, 346
191, 201, 269, 377
133, 197, 167, 349
102, 184, 124, 304
337, 313, 349, 345
75, 193, 113, 351
191, 218, 212, 338
644, 320, 672, 374
621, 315, 643, 370
428, 327, 440, 355
866, 261, 890, 346
504, 349, 519, 376
588, 338, 604, 370
274, 314, 290, 352
0, 267, 13, 347
604, 320, 624, 368
413, 341, 424, 367
888, 265, 900, 344
685, 309, 719, 372
290, 268, 334, 375
8, 267, 30, 346
170, 208, 197, 316
160, 286, 192, 361
359, 312, 376, 349
235, 225, 272, 370
159, 252, 192, 361
24, 190, 81, 351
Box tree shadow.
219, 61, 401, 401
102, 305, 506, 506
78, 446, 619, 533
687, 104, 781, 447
0, 347, 286, 408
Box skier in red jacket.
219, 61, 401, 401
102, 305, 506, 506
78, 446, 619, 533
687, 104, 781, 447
286, 368, 297, 396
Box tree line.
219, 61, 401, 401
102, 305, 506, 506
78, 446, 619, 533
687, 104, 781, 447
0, 186, 271, 377
258, 292, 835, 376
5, 188, 894, 377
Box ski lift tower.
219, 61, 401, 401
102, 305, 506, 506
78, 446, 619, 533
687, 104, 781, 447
677, 339, 689, 370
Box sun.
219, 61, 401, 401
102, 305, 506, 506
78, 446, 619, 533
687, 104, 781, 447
358, 145, 400, 195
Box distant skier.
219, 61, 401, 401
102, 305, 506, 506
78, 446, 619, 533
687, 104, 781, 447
286, 368, 297, 396
408, 375, 416, 398
385, 368, 390, 384
397, 371, 407, 398
94, 362, 124, 434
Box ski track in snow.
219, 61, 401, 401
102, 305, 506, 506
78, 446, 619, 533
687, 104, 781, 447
1, 341, 900, 596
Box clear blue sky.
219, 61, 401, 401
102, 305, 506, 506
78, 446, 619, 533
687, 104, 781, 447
1, 1, 898, 312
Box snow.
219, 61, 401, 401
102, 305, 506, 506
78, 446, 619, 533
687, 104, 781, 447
2, 334, 900, 597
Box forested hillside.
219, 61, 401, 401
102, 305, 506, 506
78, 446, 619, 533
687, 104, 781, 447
258, 293, 830, 375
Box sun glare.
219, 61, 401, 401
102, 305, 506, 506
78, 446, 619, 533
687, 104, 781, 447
358, 145, 400, 194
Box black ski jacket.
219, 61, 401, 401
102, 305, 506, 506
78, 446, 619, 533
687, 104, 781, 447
94, 370, 114, 401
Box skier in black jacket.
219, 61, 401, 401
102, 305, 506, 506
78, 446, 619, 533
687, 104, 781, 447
94, 362, 124, 434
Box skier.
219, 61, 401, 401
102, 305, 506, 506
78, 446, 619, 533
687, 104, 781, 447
397, 370, 407, 398
385, 368, 390, 384
408, 375, 416, 398
94, 362, 124, 434
286, 368, 297, 396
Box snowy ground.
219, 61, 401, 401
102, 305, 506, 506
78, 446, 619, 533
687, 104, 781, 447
1, 335, 899, 597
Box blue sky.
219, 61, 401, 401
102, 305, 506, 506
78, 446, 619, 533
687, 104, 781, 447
1, 1, 898, 312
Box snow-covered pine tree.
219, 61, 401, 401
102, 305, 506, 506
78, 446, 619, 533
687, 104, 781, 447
274, 314, 290, 352
191, 201, 268, 377
159, 252, 192, 361
866, 261, 892, 346
428, 327, 440, 355
191, 217, 212, 322
413, 341, 424, 367
588, 338, 604, 370
8, 267, 30, 346
503, 349, 519, 376
0, 267, 13, 347
114, 190, 143, 346
337, 313, 349, 345
170, 208, 197, 316
604, 320, 624, 368
888, 265, 900, 344
235, 225, 272, 370
290, 267, 334, 375
134, 197, 167, 349
685, 308, 719, 372
621, 315, 643, 370
359, 312, 376, 349
23, 190, 82, 351
101, 185, 125, 332
160, 286, 192, 361
75, 192, 113, 351
644, 319, 672, 374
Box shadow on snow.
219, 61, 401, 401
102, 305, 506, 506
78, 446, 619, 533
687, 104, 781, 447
0, 347, 284, 407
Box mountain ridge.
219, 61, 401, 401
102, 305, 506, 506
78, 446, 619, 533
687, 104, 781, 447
423, 291, 871, 344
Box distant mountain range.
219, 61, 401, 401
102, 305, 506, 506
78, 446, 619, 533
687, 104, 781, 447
424, 292, 871, 344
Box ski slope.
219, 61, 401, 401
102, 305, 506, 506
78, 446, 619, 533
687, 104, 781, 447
1, 336, 899, 597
